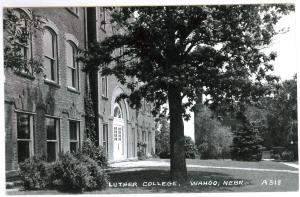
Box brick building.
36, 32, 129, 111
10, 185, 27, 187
87, 7, 156, 161
4, 7, 155, 174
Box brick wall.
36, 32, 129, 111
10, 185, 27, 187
4, 8, 86, 171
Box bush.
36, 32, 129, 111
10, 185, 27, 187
19, 156, 52, 190
81, 139, 108, 168
272, 153, 282, 160
137, 141, 147, 160
185, 136, 198, 159
281, 150, 294, 161
158, 150, 170, 159
52, 153, 108, 192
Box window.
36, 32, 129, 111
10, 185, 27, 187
99, 8, 107, 31
148, 132, 152, 154
113, 104, 123, 119
46, 117, 60, 162
66, 41, 79, 89
69, 121, 80, 153
43, 27, 58, 82
102, 124, 108, 157
17, 113, 34, 163
11, 9, 33, 74
101, 76, 108, 97
142, 131, 146, 143
132, 128, 136, 157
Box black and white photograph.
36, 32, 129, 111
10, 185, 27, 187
0, 0, 299, 195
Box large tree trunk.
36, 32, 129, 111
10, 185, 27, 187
168, 85, 187, 183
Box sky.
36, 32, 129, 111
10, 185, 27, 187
184, 11, 297, 140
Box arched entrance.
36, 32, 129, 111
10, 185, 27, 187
112, 103, 125, 160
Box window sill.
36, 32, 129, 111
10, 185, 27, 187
67, 87, 80, 94
44, 79, 60, 88
14, 71, 35, 80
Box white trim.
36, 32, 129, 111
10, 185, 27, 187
110, 86, 130, 120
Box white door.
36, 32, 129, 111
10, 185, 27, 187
113, 125, 124, 160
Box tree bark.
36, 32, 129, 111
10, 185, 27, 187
168, 85, 187, 183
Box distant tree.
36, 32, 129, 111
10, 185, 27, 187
195, 105, 233, 159
80, 5, 293, 182
155, 110, 171, 158
231, 104, 264, 161
265, 75, 297, 158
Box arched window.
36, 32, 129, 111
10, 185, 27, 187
14, 9, 32, 60
66, 41, 79, 89
9, 9, 33, 74
113, 103, 123, 119
43, 27, 58, 82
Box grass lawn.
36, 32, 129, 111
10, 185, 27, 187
7, 159, 299, 194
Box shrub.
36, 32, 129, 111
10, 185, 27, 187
19, 156, 52, 190
137, 141, 147, 160
52, 153, 108, 192
185, 136, 198, 159
272, 153, 282, 160
75, 154, 109, 190
158, 150, 170, 159
281, 150, 294, 161
81, 139, 108, 168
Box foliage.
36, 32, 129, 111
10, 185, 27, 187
281, 150, 294, 161
195, 105, 233, 159
155, 110, 171, 158
19, 156, 52, 190
52, 153, 108, 192
3, 8, 44, 75
264, 76, 298, 158
137, 141, 147, 160
184, 136, 198, 159
81, 138, 108, 168
79, 5, 293, 180
79, 5, 293, 115
84, 95, 97, 143
230, 104, 264, 161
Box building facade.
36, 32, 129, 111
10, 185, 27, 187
4, 7, 155, 174
90, 7, 156, 161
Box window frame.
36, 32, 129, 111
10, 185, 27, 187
45, 116, 60, 162
12, 9, 33, 75
43, 27, 58, 83
69, 120, 80, 153
99, 7, 107, 31
102, 123, 108, 157
16, 112, 34, 163
66, 41, 79, 90
113, 103, 123, 119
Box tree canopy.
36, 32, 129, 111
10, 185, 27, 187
80, 5, 294, 182
81, 5, 293, 117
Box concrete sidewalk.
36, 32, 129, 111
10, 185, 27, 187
110, 160, 299, 174
281, 162, 299, 169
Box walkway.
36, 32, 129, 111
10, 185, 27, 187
281, 162, 299, 169
110, 160, 299, 174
